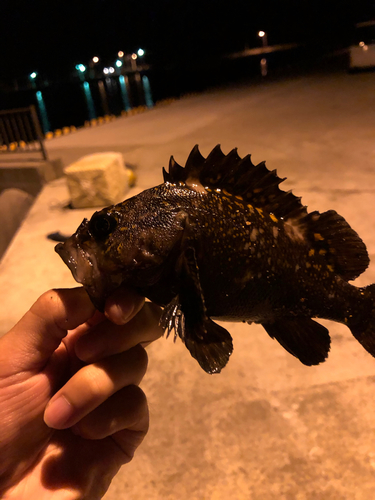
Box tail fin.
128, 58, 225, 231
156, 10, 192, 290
349, 284, 375, 356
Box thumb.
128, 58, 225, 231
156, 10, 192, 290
0, 288, 96, 372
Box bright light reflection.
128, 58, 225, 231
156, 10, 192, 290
258, 31, 265, 37
92, 56, 99, 63
35, 90, 51, 133
142, 75, 154, 108
119, 75, 131, 111
83, 81, 96, 120
76, 64, 86, 72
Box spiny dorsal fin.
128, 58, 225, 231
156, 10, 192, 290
162, 167, 171, 183
169, 156, 187, 182
165, 146, 368, 281
165, 144, 307, 221
184, 144, 206, 175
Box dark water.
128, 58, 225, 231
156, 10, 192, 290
0, 46, 335, 134
0, 72, 155, 133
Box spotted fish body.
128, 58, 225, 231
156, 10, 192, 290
56, 145, 375, 373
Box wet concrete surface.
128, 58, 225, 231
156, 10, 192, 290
1, 68, 375, 499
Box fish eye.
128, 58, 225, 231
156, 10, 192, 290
88, 212, 117, 240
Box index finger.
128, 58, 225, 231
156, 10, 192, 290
75, 303, 163, 363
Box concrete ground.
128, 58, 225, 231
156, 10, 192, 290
1, 68, 375, 499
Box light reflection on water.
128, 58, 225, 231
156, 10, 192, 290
35, 90, 51, 133
142, 75, 154, 108
34, 73, 153, 131
119, 75, 131, 111
83, 82, 96, 120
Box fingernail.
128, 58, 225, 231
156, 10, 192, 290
44, 395, 74, 429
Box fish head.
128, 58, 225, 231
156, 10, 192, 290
55, 191, 187, 310
55, 213, 123, 310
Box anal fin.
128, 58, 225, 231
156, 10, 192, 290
262, 317, 331, 365
348, 283, 375, 357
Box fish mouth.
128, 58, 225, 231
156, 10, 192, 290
55, 240, 97, 286
55, 239, 124, 311
55, 239, 105, 307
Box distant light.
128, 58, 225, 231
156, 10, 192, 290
118, 51, 124, 57
363, 44, 369, 51
131, 53, 138, 60
30, 72, 37, 79
359, 41, 365, 47
92, 56, 99, 63
103, 67, 109, 74
36, 91, 42, 101
76, 64, 86, 73
109, 67, 115, 73
258, 31, 265, 37
137, 48, 145, 57
115, 59, 123, 67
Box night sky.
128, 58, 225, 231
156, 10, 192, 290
0, 0, 374, 80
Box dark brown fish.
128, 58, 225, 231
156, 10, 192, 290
56, 145, 375, 373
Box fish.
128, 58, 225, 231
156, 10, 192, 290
55, 145, 375, 374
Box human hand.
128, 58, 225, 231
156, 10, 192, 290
0, 287, 162, 500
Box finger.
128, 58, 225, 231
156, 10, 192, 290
112, 425, 149, 464
105, 287, 145, 325
75, 302, 163, 363
44, 344, 148, 430
72, 385, 148, 441
0, 288, 95, 372
64, 289, 145, 356
61, 310, 107, 359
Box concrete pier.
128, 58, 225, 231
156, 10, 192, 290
1, 68, 375, 499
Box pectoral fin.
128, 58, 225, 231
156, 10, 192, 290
160, 247, 233, 374
262, 317, 331, 366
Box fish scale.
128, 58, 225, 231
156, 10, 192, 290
56, 145, 375, 374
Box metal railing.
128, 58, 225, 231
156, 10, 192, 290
0, 105, 48, 160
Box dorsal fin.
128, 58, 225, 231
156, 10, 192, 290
162, 166, 171, 183
165, 144, 307, 221
168, 156, 187, 183
184, 144, 206, 176
164, 145, 369, 280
